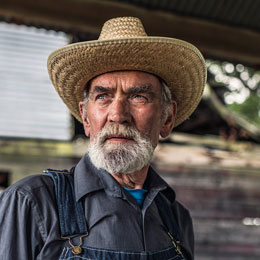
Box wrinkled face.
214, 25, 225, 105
79, 71, 176, 173
80, 71, 175, 147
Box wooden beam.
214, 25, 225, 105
0, 0, 260, 65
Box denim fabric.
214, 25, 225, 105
59, 246, 184, 260
154, 193, 180, 241
47, 167, 185, 260
45, 169, 88, 237
0, 153, 194, 259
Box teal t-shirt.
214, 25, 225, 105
124, 187, 148, 207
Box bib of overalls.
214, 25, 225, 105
59, 246, 183, 260
45, 169, 186, 260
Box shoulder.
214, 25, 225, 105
0, 173, 63, 258
2, 174, 54, 198
0, 172, 61, 233
172, 200, 192, 222
0, 173, 57, 211
159, 184, 192, 224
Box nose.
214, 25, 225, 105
108, 97, 131, 124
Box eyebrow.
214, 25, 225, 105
90, 86, 114, 94
128, 85, 156, 100
89, 85, 155, 98
127, 85, 152, 94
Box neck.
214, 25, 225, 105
111, 165, 149, 189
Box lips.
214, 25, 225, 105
105, 135, 134, 142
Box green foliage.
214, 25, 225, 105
228, 94, 260, 126
206, 59, 260, 127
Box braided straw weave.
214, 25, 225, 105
47, 17, 207, 126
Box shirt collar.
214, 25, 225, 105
74, 153, 123, 201
145, 165, 176, 203
74, 153, 176, 203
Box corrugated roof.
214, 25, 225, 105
117, 0, 260, 31
0, 22, 71, 140
0, 0, 259, 65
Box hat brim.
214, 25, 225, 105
47, 36, 206, 126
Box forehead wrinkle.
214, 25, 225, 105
90, 84, 155, 94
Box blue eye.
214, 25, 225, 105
96, 94, 106, 100
133, 95, 148, 101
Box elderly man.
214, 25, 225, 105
0, 17, 206, 259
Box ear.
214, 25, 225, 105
79, 101, 90, 137
160, 101, 177, 138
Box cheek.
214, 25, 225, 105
134, 107, 162, 136
87, 109, 108, 137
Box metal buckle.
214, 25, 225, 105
168, 232, 182, 255
62, 233, 88, 255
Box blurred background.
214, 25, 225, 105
0, 0, 260, 259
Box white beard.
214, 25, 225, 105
87, 124, 155, 174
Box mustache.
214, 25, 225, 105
96, 124, 140, 144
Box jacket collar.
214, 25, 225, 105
74, 154, 122, 201
144, 165, 176, 203
74, 153, 176, 203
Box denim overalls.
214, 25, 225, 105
46, 169, 186, 260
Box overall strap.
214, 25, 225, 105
155, 192, 183, 256
44, 168, 88, 238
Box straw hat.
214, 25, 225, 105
47, 17, 206, 126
